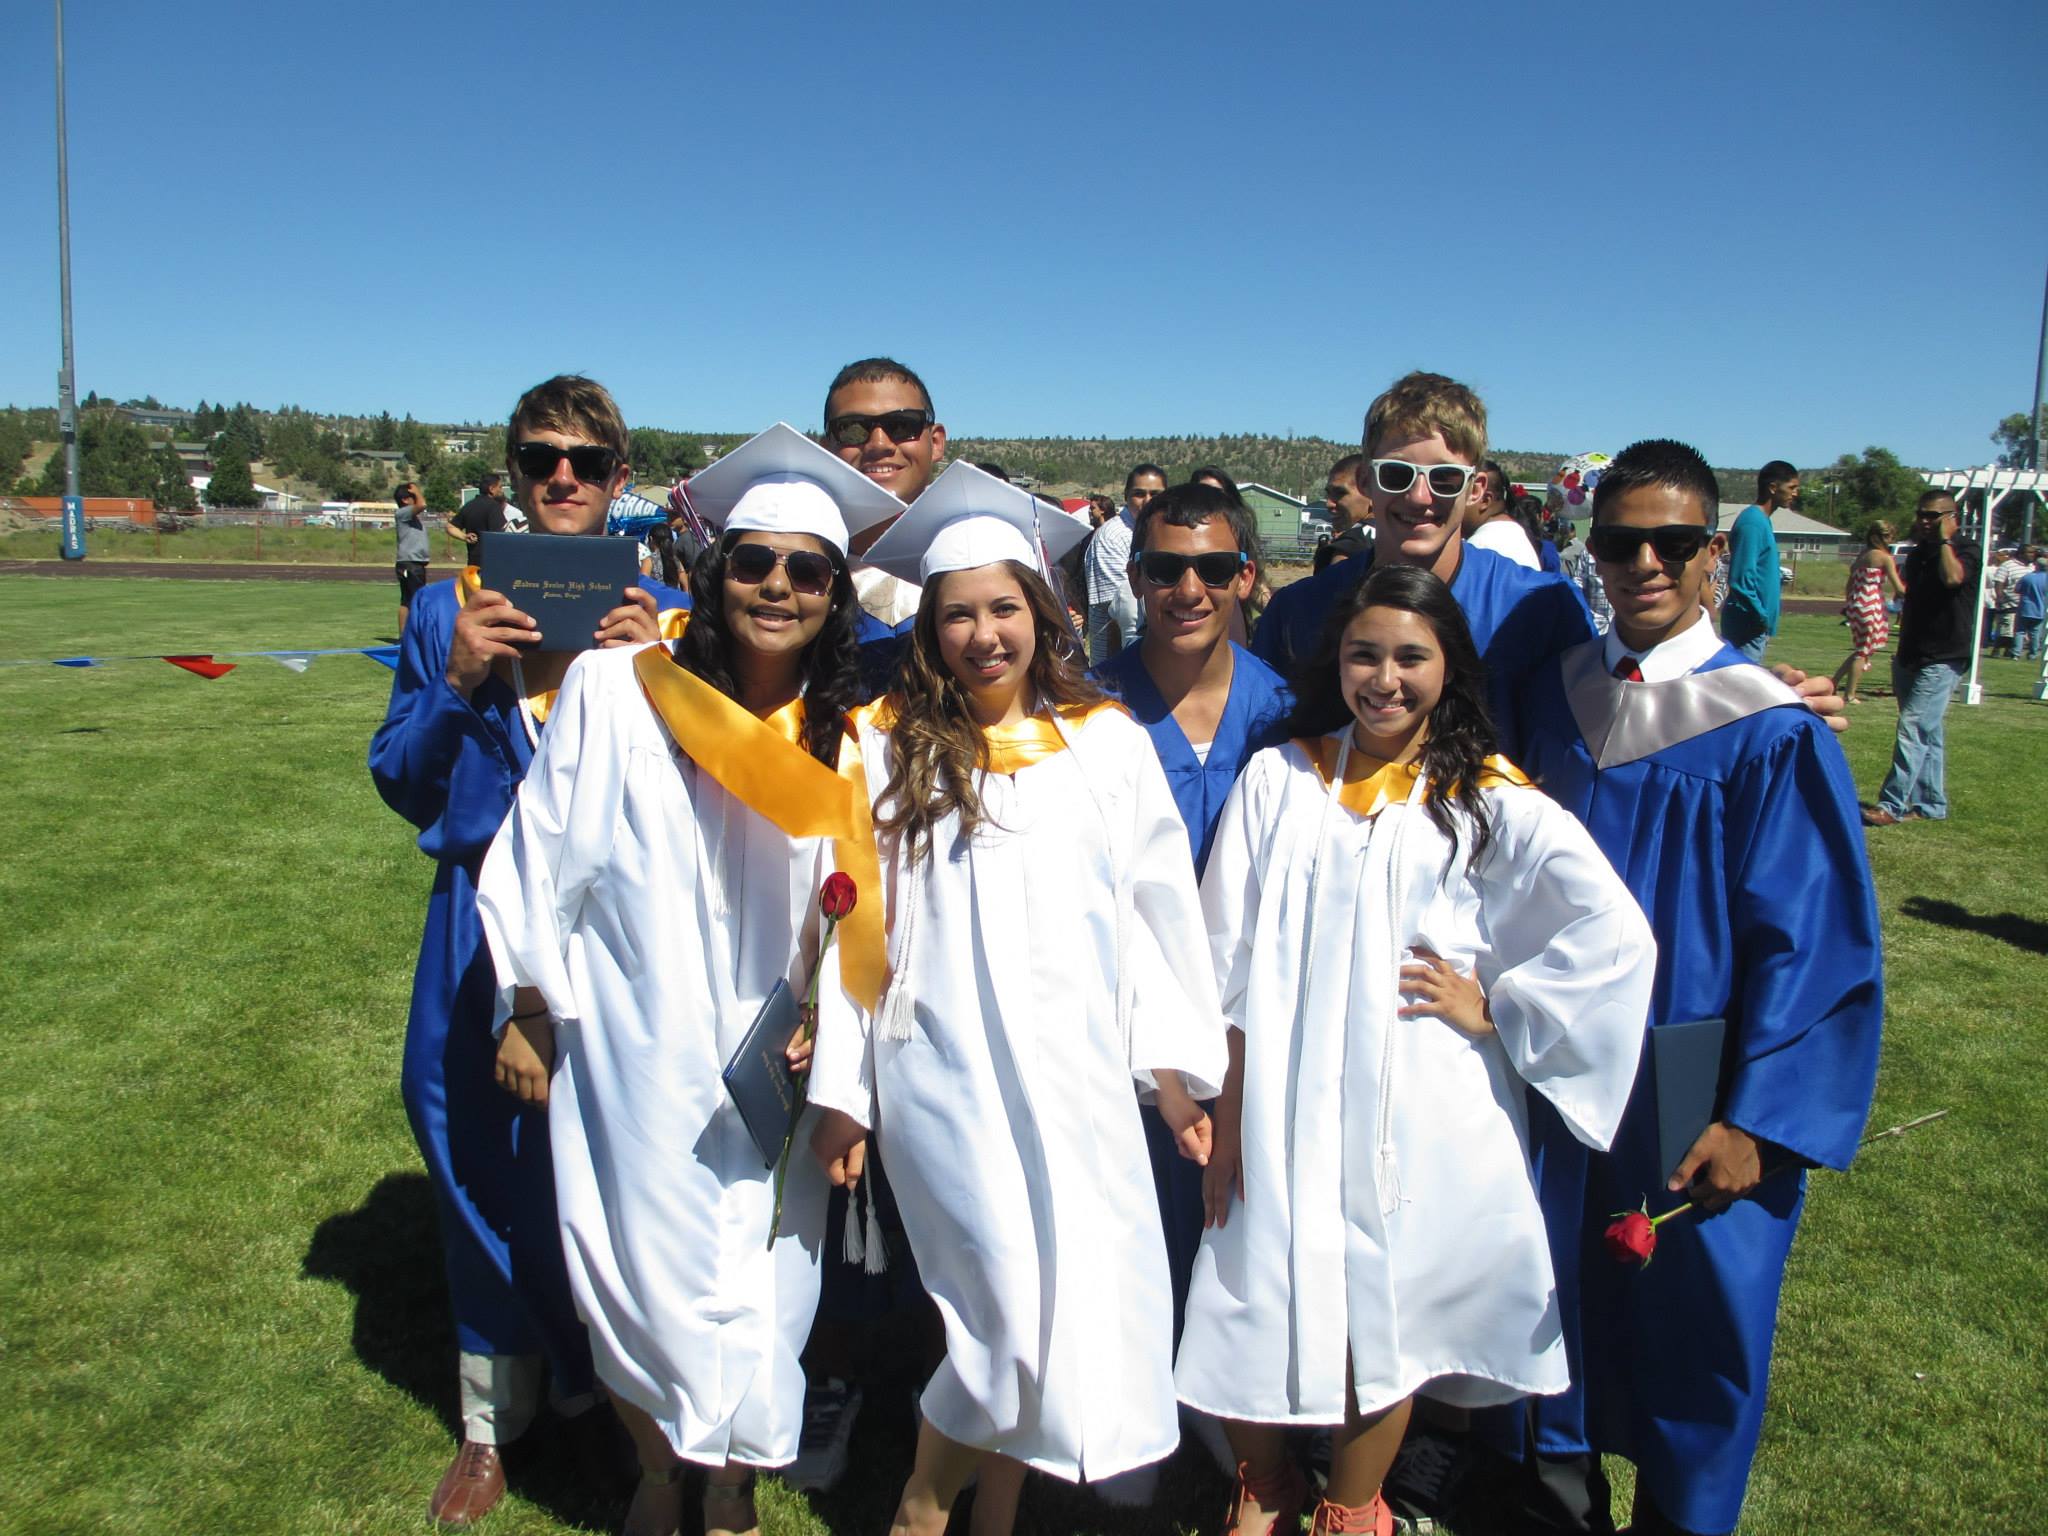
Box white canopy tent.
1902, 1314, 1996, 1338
1921, 466, 2048, 704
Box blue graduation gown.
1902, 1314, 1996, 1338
1095, 641, 1293, 1341
1511, 643, 1883, 1535
1249, 543, 1593, 754
368, 574, 687, 1377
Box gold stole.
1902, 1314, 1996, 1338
632, 646, 884, 1011
855, 696, 1128, 773
459, 565, 690, 725
1295, 736, 1531, 819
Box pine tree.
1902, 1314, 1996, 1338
204, 438, 258, 507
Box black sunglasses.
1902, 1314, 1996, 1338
1135, 550, 1248, 589
725, 540, 839, 597
824, 410, 932, 448
1587, 523, 1712, 566
513, 441, 620, 484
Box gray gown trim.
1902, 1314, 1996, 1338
1561, 639, 1804, 769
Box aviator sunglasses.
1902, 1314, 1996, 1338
824, 410, 933, 448
1587, 523, 1713, 566
513, 441, 620, 484
1135, 550, 1249, 589
724, 539, 840, 596
1369, 459, 1479, 499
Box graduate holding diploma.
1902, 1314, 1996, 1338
369, 375, 689, 1527
1174, 565, 1656, 1536
476, 423, 898, 1536
806, 464, 1230, 1536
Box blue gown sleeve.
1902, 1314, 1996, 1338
368, 588, 522, 857
1718, 722, 1883, 1170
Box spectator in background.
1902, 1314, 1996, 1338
451, 470, 509, 547
1087, 493, 1116, 529
1191, 465, 1245, 503
1316, 452, 1375, 571
1461, 459, 1541, 568
1866, 490, 1979, 826
1512, 492, 1564, 574
1720, 460, 1798, 662
1085, 463, 1164, 662
1989, 545, 2029, 656
2016, 552, 2047, 661
1569, 519, 1615, 635
1831, 521, 1905, 704
394, 480, 430, 631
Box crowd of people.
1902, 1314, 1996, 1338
370, 362, 1888, 1536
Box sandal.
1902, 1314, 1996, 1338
622, 1461, 683, 1536
1308, 1492, 1393, 1536
1226, 1458, 1310, 1536
702, 1470, 758, 1536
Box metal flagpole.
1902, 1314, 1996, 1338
55, 0, 85, 560
2033, 261, 2048, 702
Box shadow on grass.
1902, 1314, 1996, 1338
301, 1172, 625, 1531
1899, 895, 2048, 956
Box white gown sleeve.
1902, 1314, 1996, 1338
1198, 751, 1275, 1038
1469, 784, 1656, 1150
1118, 721, 1229, 1100
475, 653, 628, 1036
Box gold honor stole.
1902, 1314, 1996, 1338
854, 696, 1128, 773
1295, 736, 1531, 820
632, 645, 884, 1011
458, 566, 691, 725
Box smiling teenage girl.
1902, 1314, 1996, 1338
1174, 564, 1655, 1536
807, 464, 1228, 1536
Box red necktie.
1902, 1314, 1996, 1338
1613, 656, 1643, 682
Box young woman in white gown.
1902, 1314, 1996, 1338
477, 426, 898, 1536
807, 465, 1229, 1536
1174, 564, 1655, 1536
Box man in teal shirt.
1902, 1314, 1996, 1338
1720, 460, 1797, 662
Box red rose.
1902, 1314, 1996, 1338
820, 872, 858, 921
1604, 1209, 1657, 1267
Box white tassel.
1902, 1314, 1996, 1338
861, 1171, 888, 1275
1378, 1141, 1403, 1218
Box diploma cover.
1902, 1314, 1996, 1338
1652, 1016, 1727, 1184
721, 979, 804, 1168
480, 531, 637, 652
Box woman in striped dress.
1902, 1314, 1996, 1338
1831, 521, 1905, 703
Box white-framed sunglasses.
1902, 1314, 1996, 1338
1369, 458, 1479, 499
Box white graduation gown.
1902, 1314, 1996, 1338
476, 644, 831, 1468
1174, 736, 1654, 1424
808, 705, 1228, 1482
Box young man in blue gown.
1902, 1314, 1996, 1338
1096, 480, 1293, 1331
369, 374, 689, 1527
1507, 438, 1883, 1536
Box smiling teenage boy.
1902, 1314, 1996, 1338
821, 357, 947, 631
1506, 439, 1882, 1536
1252, 373, 1594, 752
370, 375, 687, 1527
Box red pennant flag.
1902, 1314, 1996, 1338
162, 654, 236, 680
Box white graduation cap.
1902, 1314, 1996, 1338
682, 422, 904, 558
862, 461, 1090, 586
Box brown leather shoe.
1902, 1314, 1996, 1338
429, 1440, 506, 1528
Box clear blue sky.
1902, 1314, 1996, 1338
3, 0, 2043, 470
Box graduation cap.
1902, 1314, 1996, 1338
862, 461, 1091, 586
682, 422, 904, 558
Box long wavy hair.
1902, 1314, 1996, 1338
1285, 562, 1500, 867
876, 560, 1103, 863
671, 532, 863, 766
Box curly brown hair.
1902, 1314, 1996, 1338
875, 561, 1102, 863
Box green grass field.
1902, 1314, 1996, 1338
0, 524, 471, 567
2, 576, 2043, 1536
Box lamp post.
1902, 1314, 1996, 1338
54, 0, 85, 560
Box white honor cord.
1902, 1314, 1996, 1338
508, 655, 542, 750
1375, 772, 1425, 1218
1047, 705, 1134, 1060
